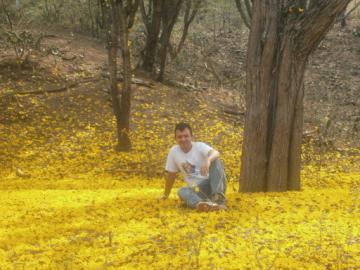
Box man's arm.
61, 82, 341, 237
200, 149, 220, 176
161, 172, 177, 199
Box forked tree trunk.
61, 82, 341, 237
240, 0, 350, 192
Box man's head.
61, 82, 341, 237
174, 123, 193, 152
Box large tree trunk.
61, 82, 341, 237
240, 0, 350, 192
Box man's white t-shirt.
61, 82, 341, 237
165, 142, 213, 186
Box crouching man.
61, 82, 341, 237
161, 123, 227, 212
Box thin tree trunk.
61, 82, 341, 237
116, 1, 132, 151
173, 0, 200, 57
108, 1, 127, 151
142, 0, 162, 72
157, 0, 183, 82
244, 0, 252, 21
104, 0, 132, 151
88, 0, 95, 36
234, 0, 251, 29
157, 31, 171, 81
1, 0, 14, 30
240, 0, 350, 192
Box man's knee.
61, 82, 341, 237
177, 187, 190, 199
210, 158, 224, 170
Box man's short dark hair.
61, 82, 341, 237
175, 123, 193, 136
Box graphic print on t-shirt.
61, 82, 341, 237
181, 161, 196, 175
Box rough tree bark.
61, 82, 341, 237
240, 0, 350, 192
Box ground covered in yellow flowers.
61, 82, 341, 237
0, 161, 359, 270
0, 66, 359, 269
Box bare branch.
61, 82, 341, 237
172, 0, 202, 58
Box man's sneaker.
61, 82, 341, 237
196, 201, 221, 212
211, 193, 227, 209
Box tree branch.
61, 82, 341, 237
1, 77, 101, 98
234, 0, 251, 29
295, 0, 351, 56
172, 0, 201, 57
244, 0, 252, 20
343, 1, 360, 20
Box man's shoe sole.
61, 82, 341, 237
196, 202, 221, 212
218, 204, 228, 210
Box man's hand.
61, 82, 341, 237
200, 159, 211, 176
200, 149, 220, 176
158, 194, 168, 201
162, 172, 176, 200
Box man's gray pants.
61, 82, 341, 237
177, 158, 227, 208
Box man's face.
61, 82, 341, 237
175, 128, 193, 151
